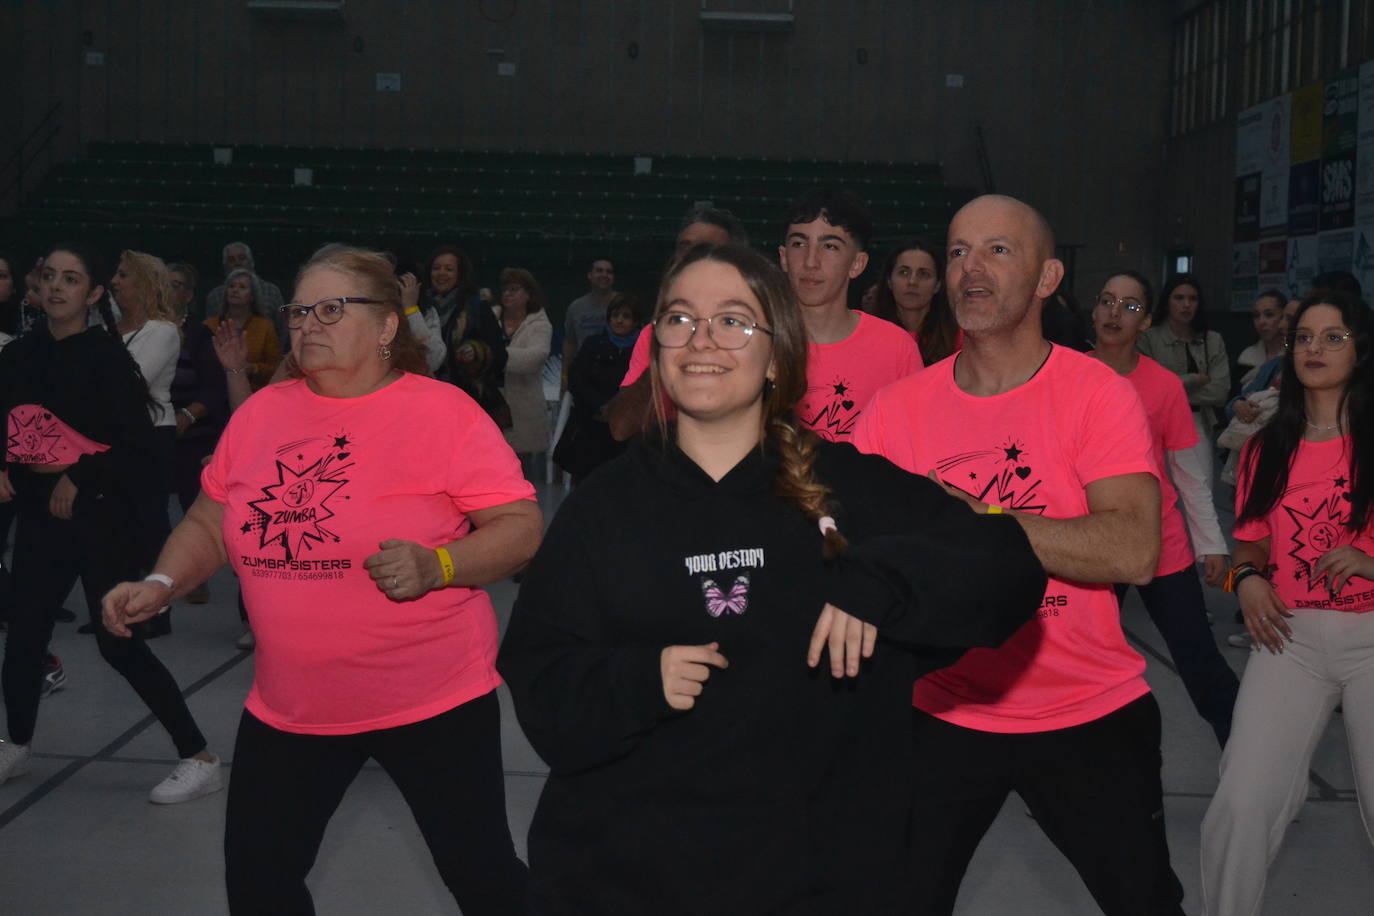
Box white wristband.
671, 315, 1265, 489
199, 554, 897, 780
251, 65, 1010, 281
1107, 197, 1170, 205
144, 574, 175, 614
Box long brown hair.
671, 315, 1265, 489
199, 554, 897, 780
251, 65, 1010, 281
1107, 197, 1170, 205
286, 245, 429, 377
650, 243, 848, 558
871, 238, 960, 363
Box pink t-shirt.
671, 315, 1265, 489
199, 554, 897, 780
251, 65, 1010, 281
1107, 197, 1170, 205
621, 312, 923, 442
202, 373, 535, 734
1110, 354, 1198, 577
797, 312, 923, 441
6, 403, 110, 465
853, 346, 1156, 733
1234, 435, 1374, 612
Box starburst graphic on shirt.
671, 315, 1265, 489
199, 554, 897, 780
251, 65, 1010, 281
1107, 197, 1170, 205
803, 376, 860, 440
244, 433, 354, 560
6, 408, 62, 464
934, 439, 1047, 515
1282, 489, 1350, 590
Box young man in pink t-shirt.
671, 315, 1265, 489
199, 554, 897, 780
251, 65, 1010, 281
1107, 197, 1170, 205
613, 190, 922, 443
854, 195, 1185, 915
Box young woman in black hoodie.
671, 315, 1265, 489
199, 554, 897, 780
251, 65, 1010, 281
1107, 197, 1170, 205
0, 244, 220, 802
498, 243, 1048, 915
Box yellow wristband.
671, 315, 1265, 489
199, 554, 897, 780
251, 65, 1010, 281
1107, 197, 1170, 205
435, 546, 455, 586
985, 504, 1004, 515
404, 305, 420, 316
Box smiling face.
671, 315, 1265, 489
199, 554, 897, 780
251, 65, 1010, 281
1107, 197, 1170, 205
945, 196, 1061, 336
1092, 274, 1151, 347
1291, 303, 1355, 392
225, 274, 253, 309
656, 259, 775, 425
887, 248, 941, 314
501, 282, 530, 313
607, 305, 636, 337
289, 268, 397, 377
430, 253, 459, 294
778, 216, 868, 310
109, 259, 142, 313
588, 260, 614, 292
40, 250, 103, 328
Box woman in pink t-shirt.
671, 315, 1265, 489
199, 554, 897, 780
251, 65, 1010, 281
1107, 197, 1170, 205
1202, 293, 1374, 916
104, 246, 543, 916
1090, 270, 1239, 746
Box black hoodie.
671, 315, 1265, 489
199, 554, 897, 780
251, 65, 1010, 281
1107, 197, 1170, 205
498, 435, 1046, 915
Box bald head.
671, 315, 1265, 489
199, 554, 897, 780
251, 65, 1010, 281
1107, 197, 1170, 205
944, 194, 1064, 339
952, 195, 1055, 260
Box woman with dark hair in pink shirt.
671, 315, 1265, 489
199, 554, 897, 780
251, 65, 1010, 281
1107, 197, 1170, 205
103, 245, 543, 915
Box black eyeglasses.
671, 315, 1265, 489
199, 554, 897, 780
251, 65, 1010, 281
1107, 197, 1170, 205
279, 297, 381, 329
653, 311, 773, 349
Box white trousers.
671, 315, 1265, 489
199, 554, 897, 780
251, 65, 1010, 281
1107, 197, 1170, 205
1201, 607, 1374, 915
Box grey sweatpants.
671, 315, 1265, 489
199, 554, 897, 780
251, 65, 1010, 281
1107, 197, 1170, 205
1201, 606, 1374, 915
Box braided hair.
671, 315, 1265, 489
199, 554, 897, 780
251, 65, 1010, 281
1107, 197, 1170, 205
649, 243, 848, 559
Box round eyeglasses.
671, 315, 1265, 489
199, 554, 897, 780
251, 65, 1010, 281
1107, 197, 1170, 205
654, 311, 774, 349
1289, 329, 1353, 351
279, 297, 381, 329
1094, 293, 1145, 314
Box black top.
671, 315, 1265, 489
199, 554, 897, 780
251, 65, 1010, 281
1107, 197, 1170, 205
498, 435, 1046, 914
0, 324, 156, 505
171, 321, 230, 438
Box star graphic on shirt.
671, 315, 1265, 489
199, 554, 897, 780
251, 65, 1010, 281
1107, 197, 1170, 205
832, 382, 849, 396
241, 522, 253, 533
1335, 476, 1349, 488
969, 472, 977, 480
334, 435, 351, 449
1003, 445, 1023, 462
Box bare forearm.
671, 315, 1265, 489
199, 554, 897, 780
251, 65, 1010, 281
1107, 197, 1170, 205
607, 375, 653, 442
1012, 504, 1160, 586
447, 504, 544, 585
151, 496, 230, 599
1233, 539, 1269, 571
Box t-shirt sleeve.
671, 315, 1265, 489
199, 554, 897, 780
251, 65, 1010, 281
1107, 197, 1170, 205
899, 332, 924, 374
446, 395, 536, 512
200, 396, 250, 504
1160, 372, 1199, 452
564, 304, 578, 340
620, 326, 651, 387
850, 387, 888, 458
1074, 371, 1157, 486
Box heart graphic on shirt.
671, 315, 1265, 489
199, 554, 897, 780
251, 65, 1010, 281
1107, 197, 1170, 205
841, 400, 854, 411
336, 451, 350, 460
42, 412, 52, 420
1015, 466, 1032, 480
1342, 492, 1352, 501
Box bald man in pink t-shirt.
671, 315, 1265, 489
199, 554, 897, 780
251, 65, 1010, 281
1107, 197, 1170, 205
854, 195, 1184, 915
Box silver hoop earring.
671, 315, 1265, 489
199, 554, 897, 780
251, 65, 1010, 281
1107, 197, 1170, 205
378, 343, 393, 361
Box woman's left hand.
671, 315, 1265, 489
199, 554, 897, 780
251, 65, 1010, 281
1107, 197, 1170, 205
49, 474, 77, 520
808, 602, 877, 678
1313, 545, 1374, 594
1201, 554, 1230, 588
364, 538, 444, 601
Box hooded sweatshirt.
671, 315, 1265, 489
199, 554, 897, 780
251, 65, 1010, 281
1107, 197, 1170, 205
498, 434, 1046, 915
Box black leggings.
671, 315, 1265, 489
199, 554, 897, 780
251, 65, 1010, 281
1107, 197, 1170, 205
1, 471, 206, 756
224, 692, 527, 915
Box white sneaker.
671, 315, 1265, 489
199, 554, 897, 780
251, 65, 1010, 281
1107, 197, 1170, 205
235, 628, 256, 651
149, 755, 224, 805
0, 739, 31, 786
1226, 632, 1254, 649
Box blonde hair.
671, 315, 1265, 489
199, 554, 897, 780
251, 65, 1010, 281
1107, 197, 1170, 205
119, 250, 178, 323
650, 243, 847, 558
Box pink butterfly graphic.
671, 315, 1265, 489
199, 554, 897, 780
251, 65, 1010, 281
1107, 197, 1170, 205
701, 574, 750, 617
